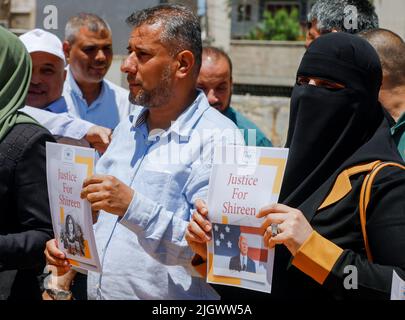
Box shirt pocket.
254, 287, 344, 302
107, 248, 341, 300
135, 170, 173, 207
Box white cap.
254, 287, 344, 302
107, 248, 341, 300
19, 28, 66, 65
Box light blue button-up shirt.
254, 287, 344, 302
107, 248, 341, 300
63, 68, 135, 129
87, 91, 245, 300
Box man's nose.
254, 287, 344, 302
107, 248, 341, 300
95, 49, 107, 62
206, 89, 218, 105
121, 54, 137, 74
30, 72, 41, 85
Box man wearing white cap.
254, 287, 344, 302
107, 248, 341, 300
19, 28, 112, 153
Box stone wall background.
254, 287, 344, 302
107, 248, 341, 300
232, 94, 290, 147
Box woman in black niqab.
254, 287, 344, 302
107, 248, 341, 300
280, 32, 396, 207
258, 32, 405, 299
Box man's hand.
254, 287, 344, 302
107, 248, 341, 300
84, 125, 112, 154
81, 175, 134, 217
185, 199, 212, 261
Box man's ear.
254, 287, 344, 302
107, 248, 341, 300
63, 69, 67, 81
175, 50, 195, 79
63, 41, 71, 63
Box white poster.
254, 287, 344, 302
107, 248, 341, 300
206, 145, 288, 293
46, 142, 101, 272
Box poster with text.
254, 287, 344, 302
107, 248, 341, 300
207, 145, 288, 293
46, 142, 101, 272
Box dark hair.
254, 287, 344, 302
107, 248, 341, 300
202, 46, 233, 77
359, 28, 405, 87
65, 215, 76, 236
308, 0, 378, 34
126, 4, 202, 75
65, 12, 111, 43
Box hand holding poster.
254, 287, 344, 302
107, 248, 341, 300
46, 142, 101, 272
207, 145, 288, 293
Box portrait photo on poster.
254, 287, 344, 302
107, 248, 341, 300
60, 212, 86, 257
212, 223, 268, 283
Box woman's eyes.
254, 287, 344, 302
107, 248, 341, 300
297, 76, 345, 89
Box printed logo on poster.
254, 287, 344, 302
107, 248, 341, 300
62, 146, 74, 162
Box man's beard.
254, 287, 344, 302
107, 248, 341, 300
129, 66, 172, 109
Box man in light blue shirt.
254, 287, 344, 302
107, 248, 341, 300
19, 28, 112, 153
45, 4, 244, 300
62, 13, 135, 129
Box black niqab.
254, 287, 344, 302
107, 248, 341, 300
279, 32, 400, 209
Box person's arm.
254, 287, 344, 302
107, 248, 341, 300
112, 128, 244, 266
21, 107, 112, 153
121, 161, 212, 266
259, 169, 405, 299
80, 161, 211, 267
21, 106, 93, 139
296, 170, 405, 299
81, 127, 245, 267
0, 125, 54, 271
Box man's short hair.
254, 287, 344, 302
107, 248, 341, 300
203, 46, 233, 77
308, 0, 378, 34
65, 13, 111, 44
359, 28, 405, 88
126, 4, 202, 76
238, 235, 247, 244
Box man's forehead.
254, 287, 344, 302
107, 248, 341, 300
203, 54, 230, 69
200, 57, 230, 77
75, 26, 112, 42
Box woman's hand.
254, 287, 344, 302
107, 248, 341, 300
44, 239, 71, 274
257, 203, 313, 256
185, 199, 212, 261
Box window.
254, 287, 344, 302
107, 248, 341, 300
264, 1, 300, 15
237, 4, 252, 21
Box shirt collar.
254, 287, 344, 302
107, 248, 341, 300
45, 96, 68, 113
131, 90, 210, 138
132, 108, 149, 128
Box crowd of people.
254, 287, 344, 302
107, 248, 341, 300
0, 0, 404, 301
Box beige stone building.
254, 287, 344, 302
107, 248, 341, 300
0, 0, 35, 34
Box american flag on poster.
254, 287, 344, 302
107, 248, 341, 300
207, 223, 274, 292
213, 223, 268, 264
212, 223, 268, 283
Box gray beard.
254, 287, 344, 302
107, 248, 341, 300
128, 67, 172, 109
